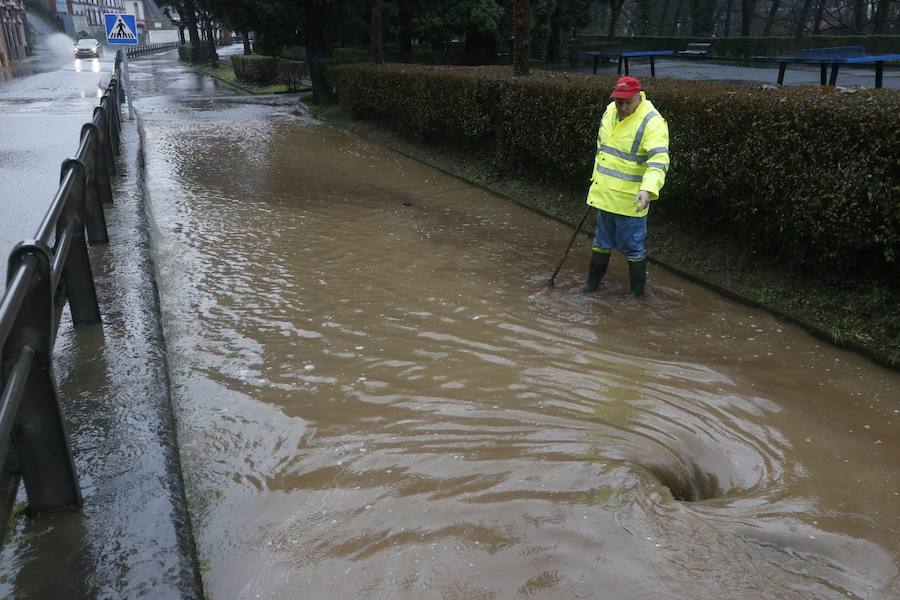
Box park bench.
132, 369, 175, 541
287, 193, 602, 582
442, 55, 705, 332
678, 43, 711, 57
773, 45, 900, 88
579, 48, 675, 77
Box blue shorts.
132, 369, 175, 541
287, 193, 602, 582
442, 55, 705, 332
592, 210, 648, 261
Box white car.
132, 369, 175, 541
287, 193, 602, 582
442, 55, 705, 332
74, 38, 102, 58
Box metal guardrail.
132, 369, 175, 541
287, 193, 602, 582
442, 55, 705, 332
127, 42, 180, 59
0, 51, 124, 543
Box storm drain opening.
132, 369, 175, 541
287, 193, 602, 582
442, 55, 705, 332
646, 462, 723, 502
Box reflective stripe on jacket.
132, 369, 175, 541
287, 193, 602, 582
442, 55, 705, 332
586, 92, 670, 217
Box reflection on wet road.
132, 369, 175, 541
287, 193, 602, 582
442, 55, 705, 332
0, 48, 118, 273
140, 94, 900, 598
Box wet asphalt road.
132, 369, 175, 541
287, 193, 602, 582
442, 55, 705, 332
568, 57, 900, 89
0, 38, 118, 278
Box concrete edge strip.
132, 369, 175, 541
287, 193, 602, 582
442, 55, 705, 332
134, 114, 207, 598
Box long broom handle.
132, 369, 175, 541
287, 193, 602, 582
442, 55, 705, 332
548, 205, 592, 287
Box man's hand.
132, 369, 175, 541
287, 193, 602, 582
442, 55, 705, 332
634, 190, 651, 211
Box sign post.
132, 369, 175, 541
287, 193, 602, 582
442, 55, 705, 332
104, 13, 139, 120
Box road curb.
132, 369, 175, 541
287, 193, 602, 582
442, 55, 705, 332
133, 112, 207, 597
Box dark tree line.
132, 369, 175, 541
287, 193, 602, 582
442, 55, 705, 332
170, 0, 898, 103
611, 0, 898, 38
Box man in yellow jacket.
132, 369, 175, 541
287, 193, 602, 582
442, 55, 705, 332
583, 76, 670, 297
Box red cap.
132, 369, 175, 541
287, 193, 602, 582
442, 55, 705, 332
610, 76, 642, 99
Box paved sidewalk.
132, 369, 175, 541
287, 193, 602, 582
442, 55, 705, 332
0, 55, 203, 598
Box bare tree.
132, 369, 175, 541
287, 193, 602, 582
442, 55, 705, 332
691, 0, 717, 34
671, 0, 687, 33
657, 0, 672, 34
741, 0, 756, 35
634, 0, 653, 33
852, 0, 865, 32
873, 0, 894, 33
794, 0, 815, 38
763, 0, 782, 34
608, 0, 626, 40
813, 0, 826, 33
723, 0, 736, 35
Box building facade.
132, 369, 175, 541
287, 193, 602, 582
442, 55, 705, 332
58, 0, 125, 39
55, 0, 179, 43
0, 0, 28, 66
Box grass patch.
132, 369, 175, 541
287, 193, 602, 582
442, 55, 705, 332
190, 62, 291, 95
314, 104, 899, 369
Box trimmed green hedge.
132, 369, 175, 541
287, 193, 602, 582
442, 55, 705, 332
277, 59, 308, 91
231, 55, 307, 89
231, 55, 279, 85
329, 64, 900, 280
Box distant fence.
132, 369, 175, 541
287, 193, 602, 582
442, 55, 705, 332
127, 42, 179, 59
0, 50, 124, 544
563, 34, 900, 62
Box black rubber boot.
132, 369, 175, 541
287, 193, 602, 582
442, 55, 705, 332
628, 259, 646, 297
582, 251, 611, 293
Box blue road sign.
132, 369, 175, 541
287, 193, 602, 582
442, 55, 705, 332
104, 14, 138, 46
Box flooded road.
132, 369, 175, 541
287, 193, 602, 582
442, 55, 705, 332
0, 38, 118, 271
140, 94, 900, 599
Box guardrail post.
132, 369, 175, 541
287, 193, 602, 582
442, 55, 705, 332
4, 242, 82, 514
116, 52, 126, 104
87, 114, 114, 206
100, 94, 119, 173
65, 156, 107, 247
80, 123, 111, 211
58, 159, 102, 326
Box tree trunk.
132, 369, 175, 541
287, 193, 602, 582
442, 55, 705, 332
203, 12, 217, 67
763, 0, 782, 35
794, 0, 814, 40
608, 0, 626, 41
370, 0, 384, 64
723, 0, 735, 36
741, 0, 756, 36
813, 0, 825, 34
547, 2, 561, 63
852, 0, 865, 33
657, 0, 671, 35
514, 0, 530, 75
872, 0, 892, 33
242, 31, 251, 55
182, 0, 201, 49
304, 17, 332, 105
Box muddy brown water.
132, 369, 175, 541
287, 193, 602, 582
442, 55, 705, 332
140, 99, 900, 599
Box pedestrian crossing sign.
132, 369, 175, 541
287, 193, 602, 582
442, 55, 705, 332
104, 13, 138, 45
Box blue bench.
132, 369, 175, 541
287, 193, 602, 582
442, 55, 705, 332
774, 45, 900, 88
579, 49, 675, 77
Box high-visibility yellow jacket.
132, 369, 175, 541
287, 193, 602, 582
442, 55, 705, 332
586, 92, 670, 218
